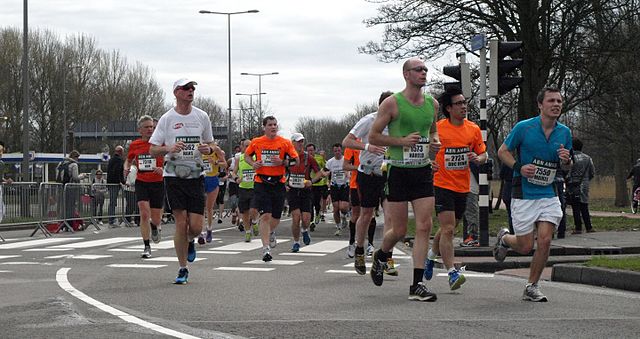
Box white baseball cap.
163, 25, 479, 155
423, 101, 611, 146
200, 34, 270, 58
173, 78, 198, 91
291, 132, 305, 142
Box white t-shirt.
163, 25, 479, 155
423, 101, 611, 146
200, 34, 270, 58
349, 112, 388, 174
149, 106, 214, 177
325, 156, 350, 186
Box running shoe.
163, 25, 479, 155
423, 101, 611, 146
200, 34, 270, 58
205, 229, 213, 243
493, 228, 510, 262
334, 227, 342, 236
313, 214, 321, 225
370, 250, 386, 286
291, 243, 300, 253
346, 244, 355, 258
302, 230, 311, 245
320, 214, 325, 222
448, 269, 466, 290
151, 228, 161, 244
244, 232, 251, 243
141, 246, 151, 259
217, 219, 223, 224
424, 257, 435, 280
354, 254, 366, 275
366, 243, 375, 257
197, 233, 205, 245
460, 235, 478, 247
252, 222, 259, 236
269, 231, 277, 248
262, 248, 272, 262
309, 222, 316, 232
174, 268, 189, 284
238, 224, 245, 232
522, 283, 548, 302
408, 282, 437, 302
187, 240, 196, 262
385, 258, 398, 276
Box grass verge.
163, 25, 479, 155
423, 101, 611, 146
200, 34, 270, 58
585, 256, 640, 272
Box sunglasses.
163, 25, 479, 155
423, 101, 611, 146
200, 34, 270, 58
179, 84, 195, 91
410, 66, 428, 73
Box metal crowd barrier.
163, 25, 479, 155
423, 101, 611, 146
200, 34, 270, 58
0, 182, 41, 239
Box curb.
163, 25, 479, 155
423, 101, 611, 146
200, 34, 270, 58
454, 246, 640, 257
551, 264, 640, 292
458, 256, 592, 273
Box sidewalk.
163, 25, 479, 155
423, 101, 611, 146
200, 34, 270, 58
451, 230, 640, 292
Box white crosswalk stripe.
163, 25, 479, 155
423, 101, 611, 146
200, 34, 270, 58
0, 238, 83, 250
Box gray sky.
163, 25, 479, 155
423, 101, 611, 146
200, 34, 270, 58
2, 0, 455, 133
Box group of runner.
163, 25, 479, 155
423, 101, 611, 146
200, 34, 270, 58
126, 60, 573, 302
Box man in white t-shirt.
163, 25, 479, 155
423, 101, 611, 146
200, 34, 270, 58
149, 78, 224, 284
324, 143, 351, 235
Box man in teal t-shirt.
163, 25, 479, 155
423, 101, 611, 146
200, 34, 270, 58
368, 58, 441, 302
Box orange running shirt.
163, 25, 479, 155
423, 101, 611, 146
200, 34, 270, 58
127, 139, 164, 183
434, 118, 486, 193
245, 135, 298, 183
344, 147, 360, 189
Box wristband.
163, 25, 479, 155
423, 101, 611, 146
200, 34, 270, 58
512, 161, 522, 173
364, 143, 370, 151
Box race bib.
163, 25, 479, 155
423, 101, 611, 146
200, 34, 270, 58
261, 149, 280, 167
527, 158, 558, 186
176, 136, 200, 159
333, 170, 346, 185
242, 170, 255, 183
444, 147, 469, 170
289, 174, 305, 188
137, 154, 156, 171
402, 137, 429, 165
202, 159, 212, 172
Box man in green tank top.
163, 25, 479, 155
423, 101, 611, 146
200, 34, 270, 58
369, 58, 442, 302
233, 138, 259, 242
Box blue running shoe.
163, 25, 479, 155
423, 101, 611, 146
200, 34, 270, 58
174, 268, 189, 284
187, 240, 196, 262
302, 230, 311, 245
424, 257, 435, 280
291, 242, 300, 253
205, 230, 213, 243
448, 269, 466, 290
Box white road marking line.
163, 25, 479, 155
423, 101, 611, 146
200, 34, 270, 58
0, 255, 21, 260
215, 238, 289, 251
48, 237, 139, 249
107, 264, 167, 269
0, 262, 51, 265
126, 242, 179, 250
392, 247, 407, 255
109, 249, 143, 252
144, 257, 206, 262
243, 259, 303, 265
197, 250, 240, 254
343, 262, 373, 268
23, 248, 73, 252
214, 267, 275, 272
325, 269, 361, 274
45, 254, 112, 260
299, 240, 348, 253
0, 237, 83, 249
279, 252, 327, 257
436, 272, 494, 278
0, 270, 12, 273
56, 268, 201, 339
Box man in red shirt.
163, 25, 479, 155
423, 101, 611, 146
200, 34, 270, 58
245, 116, 298, 261
124, 115, 165, 258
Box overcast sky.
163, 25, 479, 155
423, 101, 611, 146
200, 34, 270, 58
2, 0, 455, 133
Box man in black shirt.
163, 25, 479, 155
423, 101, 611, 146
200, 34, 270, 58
107, 145, 125, 226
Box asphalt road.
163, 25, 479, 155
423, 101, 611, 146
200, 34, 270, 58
1, 217, 639, 338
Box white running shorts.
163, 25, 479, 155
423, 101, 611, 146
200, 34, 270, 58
510, 197, 562, 236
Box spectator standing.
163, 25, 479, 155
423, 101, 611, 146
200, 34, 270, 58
566, 138, 595, 234
107, 145, 125, 226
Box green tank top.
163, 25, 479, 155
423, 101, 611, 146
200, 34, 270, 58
312, 154, 328, 186
387, 92, 435, 168
237, 154, 255, 189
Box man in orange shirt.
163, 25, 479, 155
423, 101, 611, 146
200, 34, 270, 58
342, 144, 361, 257
124, 115, 165, 258
425, 88, 487, 290
244, 116, 298, 261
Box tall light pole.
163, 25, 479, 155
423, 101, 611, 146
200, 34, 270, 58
62, 65, 83, 158
236, 92, 265, 135
199, 9, 259, 155
21, 0, 29, 182
240, 72, 278, 121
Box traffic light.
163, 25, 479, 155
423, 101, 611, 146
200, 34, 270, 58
442, 62, 471, 98
489, 40, 523, 96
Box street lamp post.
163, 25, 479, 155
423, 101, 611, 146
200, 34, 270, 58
236, 92, 266, 135
62, 64, 83, 158
240, 72, 278, 121
199, 9, 259, 156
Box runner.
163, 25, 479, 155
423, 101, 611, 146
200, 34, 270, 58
227, 146, 241, 229
495, 87, 572, 302
287, 133, 322, 252
233, 139, 259, 242
124, 115, 166, 258
244, 116, 298, 261
368, 58, 441, 301
199, 146, 226, 244
216, 167, 228, 224
342, 90, 397, 275
307, 143, 329, 230
149, 78, 224, 284
342, 143, 361, 257
324, 143, 351, 236
424, 88, 487, 290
